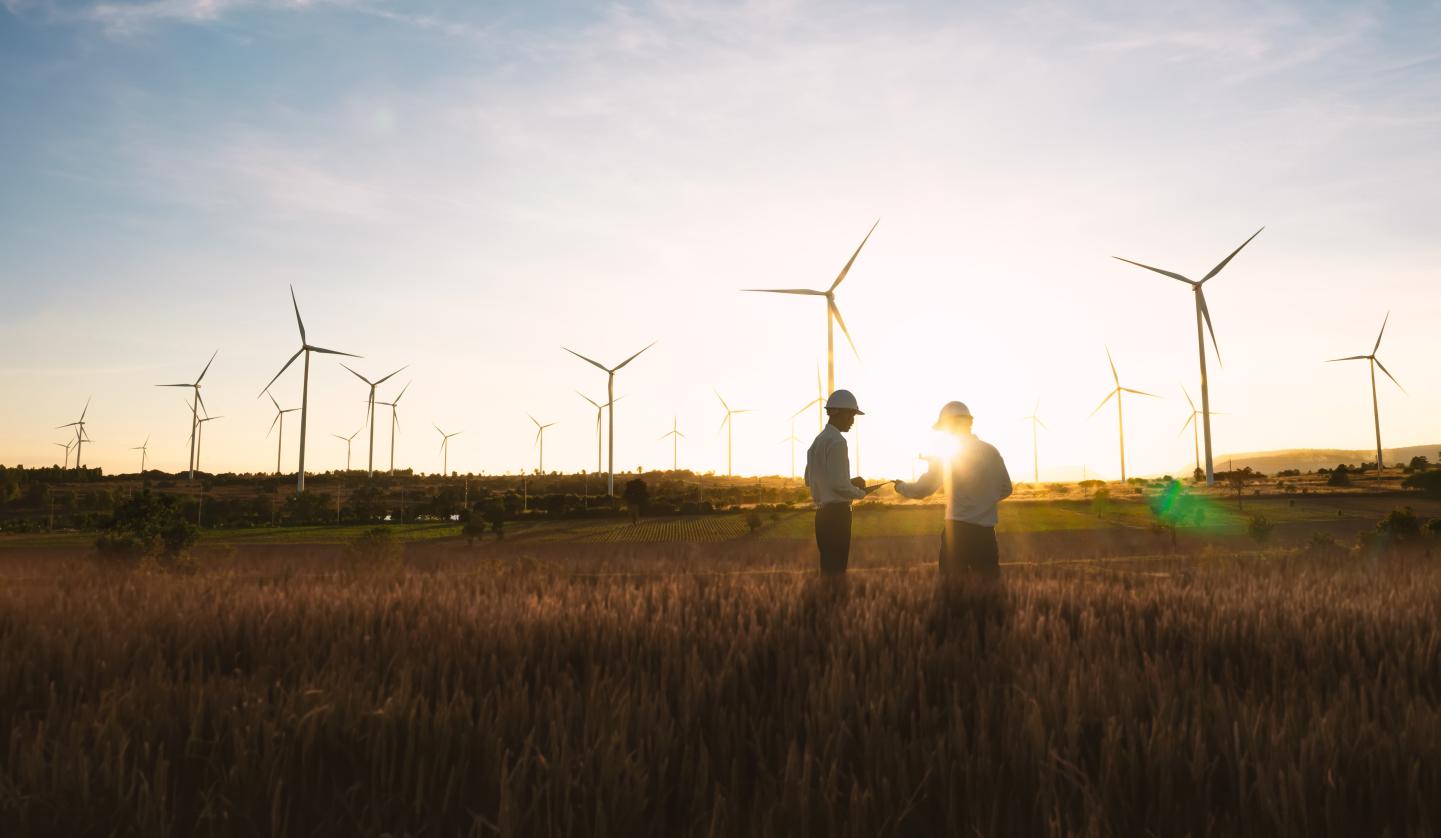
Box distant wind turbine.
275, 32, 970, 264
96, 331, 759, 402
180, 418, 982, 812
1179, 387, 1227, 477
529, 415, 557, 474
794, 365, 825, 435
744, 221, 878, 394
659, 415, 685, 472
333, 428, 361, 471
154, 350, 217, 482
563, 341, 656, 496
1024, 400, 1046, 483
265, 391, 299, 476
1088, 348, 1157, 482
195, 413, 223, 475
54, 439, 74, 469
1114, 228, 1262, 485
1328, 313, 1405, 472
715, 390, 752, 477
131, 436, 150, 474
374, 381, 409, 475
341, 363, 408, 477
55, 397, 92, 472
577, 392, 621, 474
260, 286, 360, 494
433, 424, 461, 475
782, 419, 802, 479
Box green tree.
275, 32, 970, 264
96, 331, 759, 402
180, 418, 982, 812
623, 478, 649, 524
95, 490, 199, 569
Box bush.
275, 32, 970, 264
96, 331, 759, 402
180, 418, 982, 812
347, 527, 404, 567
94, 490, 199, 571
1327, 465, 1351, 487
746, 511, 764, 533
1246, 514, 1274, 545
1427, 519, 1441, 538
1306, 531, 1344, 557
1402, 470, 1441, 497
1376, 507, 1423, 542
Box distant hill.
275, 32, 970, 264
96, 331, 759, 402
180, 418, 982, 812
1210, 444, 1441, 475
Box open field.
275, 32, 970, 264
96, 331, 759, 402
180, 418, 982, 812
1, 541, 1439, 836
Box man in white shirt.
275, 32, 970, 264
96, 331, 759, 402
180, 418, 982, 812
804, 389, 870, 576
894, 401, 1013, 579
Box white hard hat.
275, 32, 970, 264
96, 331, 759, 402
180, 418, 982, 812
825, 389, 864, 415
932, 400, 972, 428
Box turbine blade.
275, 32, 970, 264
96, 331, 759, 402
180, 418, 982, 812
307, 346, 361, 358
715, 390, 730, 412
1199, 226, 1264, 283
267, 390, 281, 412
290, 285, 306, 343
1089, 389, 1117, 418
393, 381, 410, 403
341, 363, 372, 385
1374, 357, 1406, 393
196, 349, 219, 384
528, 414, 540, 428
829, 299, 860, 360
80, 397, 90, 421
155, 383, 194, 388
718, 414, 729, 433
741, 288, 826, 295
828, 218, 879, 293
1374, 312, 1390, 355
268, 412, 280, 437
1036, 418, 1048, 431
613, 341, 656, 371
1179, 414, 1194, 436
260, 348, 304, 396
1198, 289, 1222, 367
1326, 355, 1369, 363
1112, 256, 1193, 285
1105, 346, 1118, 387
1181, 386, 1195, 412
563, 347, 610, 373
374, 365, 408, 386
577, 392, 601, 408
1122, 388, 1158, 398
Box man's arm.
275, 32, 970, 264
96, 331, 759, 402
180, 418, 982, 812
895, 457, 942, 499
827, 436, 867, 500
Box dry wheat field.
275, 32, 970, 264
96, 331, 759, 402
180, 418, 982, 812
1, 551, 1439, 837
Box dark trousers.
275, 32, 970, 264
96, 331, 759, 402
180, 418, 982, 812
941, 519, 1000, 580
815, 503, 852, 576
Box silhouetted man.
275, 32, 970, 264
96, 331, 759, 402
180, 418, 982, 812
804, 389, 869, 576
895, 401, 1012, 579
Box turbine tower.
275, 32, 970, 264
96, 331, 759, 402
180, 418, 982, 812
333, 428, 361, 471
55, 397, 92, 472
260, 286, 360, 494
1024, 400, 1046, 484
341, 363, 408, 477
266, 391, 299, 476
743, 221, 878, 394
577, 392, 621, 474
1114, 228, 1262, 485
563, 341, 655, 496
433, 424, 461, 475
155, 350, 217, 481
529, 415, 557, 474
1328, 313, 1405, 473
374, 382, 410, 475
1088, 348, 1157, 482
131, 436, 150, 473
715, 390, 752, 477
659, 416, 685, 472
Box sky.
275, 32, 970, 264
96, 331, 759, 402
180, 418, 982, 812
2, 0, 1439, 482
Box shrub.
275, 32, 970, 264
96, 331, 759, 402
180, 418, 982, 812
745, 511, 764, 533
94, 490, 199, 571
1402, 470, 1441, 497
1327, 465, 1351, 487
1246, 514, 1274, 545
1427, 519, 1441, 538
1376, 507, 1423, 542
347, 527, 404, 567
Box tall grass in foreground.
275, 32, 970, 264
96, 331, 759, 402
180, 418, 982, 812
1, 559, 1439, 836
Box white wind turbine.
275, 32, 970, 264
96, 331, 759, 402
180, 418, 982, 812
131, 436, 150, 474
434, 424, 461, 475
260, 286, 360, 494
333, 428, 361, 472
782, 420, 802, 479
1114, 228, 1262, 485
744, 221, 878, 394
195, 412, 223, 475
715, 390, 752, 477
563, 341, 655, 496
793, 365, 825, 435
55, 397, 92, 472
528, 415, 557, 474
341, 363, 408, 477
1327, 313, 1406, 473
265, 391, 299, 476
658, 416, 685, 472
1024, 400, 1046, 484
155, 350, 217, 482
374, 381, 410, 475
54, 439, 74, 469
1179, 387, 1227, 478
577, 392, 621, 475
1088, 347, 1158, 482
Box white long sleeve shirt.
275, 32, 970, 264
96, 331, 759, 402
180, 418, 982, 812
805, 424, 867, 506
894, 434, 1013, 526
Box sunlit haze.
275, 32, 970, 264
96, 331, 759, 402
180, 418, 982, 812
3, 0, 1439, 480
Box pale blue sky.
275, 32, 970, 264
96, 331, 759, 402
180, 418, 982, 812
2, 0, 1439, 479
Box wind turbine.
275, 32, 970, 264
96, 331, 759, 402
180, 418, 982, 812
715, 390, 752, 477
131, 436, 150, 473
195, 413, 222, 475
782, 419, 802, 479
434, 424, 461, 475
374, 381, 409, 475
1088, 348, 1157, 482
743, 220, 878, 394
529, 415, 557, 474
1328, 313, 1405, 473
54, 439, 74, 469
341, 363, 408, 477
265, 391, 299, 476
260, 286, 360, 494
55, 397, 91, 472
333, 428, 361, 472
154, 350, 217, 481
1114, 228, 1262, 485
1179, 387, 1228, 477
794, 365, 825, 435
577, 392, 621, 475
1024, 400, 1046, 484
562, 341, 655, 496
658, 416, 685, 471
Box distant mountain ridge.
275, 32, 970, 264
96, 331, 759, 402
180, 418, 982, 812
1210, 444, 1441, 475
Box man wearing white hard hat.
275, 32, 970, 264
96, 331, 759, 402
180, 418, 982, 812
804, 389, 872, 575
894, 401, 1013, 579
